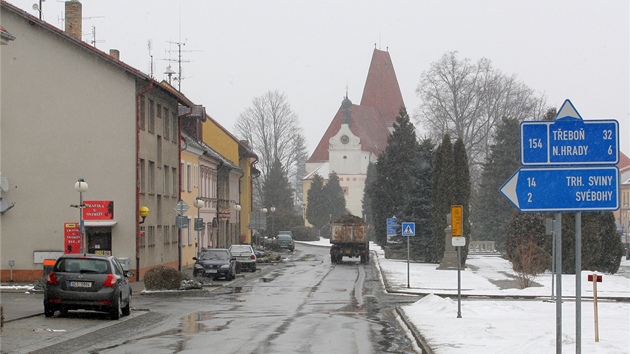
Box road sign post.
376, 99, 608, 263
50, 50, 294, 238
502, 99, 620, 354
401, 222, 415, 288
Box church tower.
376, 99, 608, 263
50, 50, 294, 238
304, 48, 405, 219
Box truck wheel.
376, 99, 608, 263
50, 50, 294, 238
331, 254, 336, 263
360, 254, 367, 264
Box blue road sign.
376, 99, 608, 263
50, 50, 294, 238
402, 222, 415, 237
521, 100, 619, 166
387, 217, 399, 236
500, 166, 619, 212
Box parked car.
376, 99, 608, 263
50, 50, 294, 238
193, 248, 236, 280
44, 254, 134, 320
229, 244, 257, 272
277, 234, 295, 252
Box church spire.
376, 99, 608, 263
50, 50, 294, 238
341, 92, 352, 126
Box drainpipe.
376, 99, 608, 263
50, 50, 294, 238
135, 81, 153, 281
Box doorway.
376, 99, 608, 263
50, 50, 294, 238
86, 227, 112, 255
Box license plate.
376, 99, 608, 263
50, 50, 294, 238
69, 281, 92, 288
345, 250, 351, 254
206, 269, 217, 274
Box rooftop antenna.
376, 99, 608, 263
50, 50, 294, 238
148, 40, 154, 78
87, 25, 105, 47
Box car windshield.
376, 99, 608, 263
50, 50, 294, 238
55, 258, 110, 274
199, 250, 229, 261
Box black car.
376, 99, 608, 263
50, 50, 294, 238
193, 248, 237, 280
44, 254, 134, 320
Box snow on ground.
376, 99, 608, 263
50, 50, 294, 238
301, 238, 630, 353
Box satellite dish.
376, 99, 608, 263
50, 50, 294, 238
0, 173, 9, 192
32, 4, 39, 11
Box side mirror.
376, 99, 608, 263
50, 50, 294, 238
193, 257, 198, 260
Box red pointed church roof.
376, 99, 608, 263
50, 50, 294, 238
307, 49, 405, 163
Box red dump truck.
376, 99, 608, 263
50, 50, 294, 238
329, 214, 369, 264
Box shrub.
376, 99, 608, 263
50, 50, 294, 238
144, 266, 182, 290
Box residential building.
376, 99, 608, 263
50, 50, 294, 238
0, 1, 190, 281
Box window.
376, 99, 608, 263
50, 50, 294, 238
163, 107, 170, 140
342, 186, 349, 195
139, 95, 146, 130
163, 165, 169, 196
172, 111, 178, 143
180, 162, 185, 192
172, 167, 178, 197
148, 161, 155, 194
187, 163, 192, 192
172, 225, 178, 245
148, 226, 155, 247
157, 136, 162, 167
163, 225, 169, 245
140, 226, 146, 248
157, 103, 162, 118
139, 159, 146, 193
148, 99, 155, 133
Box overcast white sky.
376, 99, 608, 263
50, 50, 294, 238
11, 0, 629, 155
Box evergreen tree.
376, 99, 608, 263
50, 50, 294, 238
471, 117, 521, 251
263, 158, 294, 212
323, 171, 347, 223
362, 162, 376, 241
453, 137, 471, 263
406, 138, 435, 261
369, 107, 422, 247
431, 134, 454, 262
306, 174, 328, 235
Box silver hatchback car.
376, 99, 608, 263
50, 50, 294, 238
44, 254, 134, 320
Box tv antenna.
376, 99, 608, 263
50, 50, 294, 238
160, 40, 200, 91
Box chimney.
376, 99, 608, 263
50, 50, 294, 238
109, 49, 120, 60
65, 1, 82, 40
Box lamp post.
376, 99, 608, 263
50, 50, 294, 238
74, 178, 88, 254
193, 197, 204, 256
234, 204, 242, 243
269, 206, 276, 238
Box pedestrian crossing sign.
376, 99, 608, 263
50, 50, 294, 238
402, 222, 415, 237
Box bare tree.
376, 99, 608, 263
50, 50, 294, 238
414, 51, 548, 184
234, 90, 308, 208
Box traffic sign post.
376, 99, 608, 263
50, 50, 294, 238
400, 222, 415, 289
451, 205, 463, 237
502, 99, 620, 354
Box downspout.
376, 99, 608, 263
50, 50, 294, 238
216, 161, 224, 247
136, 80, 154, 282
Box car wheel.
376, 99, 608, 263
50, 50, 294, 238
110, 295, 121, 320
251, 264, 257, 272
122, 292, 131, 316
44, 304, 55, 318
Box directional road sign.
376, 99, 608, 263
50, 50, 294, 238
401, 222, 415, 237
387, 217, 399, 236
500, 166, 619, 212
521, 100, 619, 166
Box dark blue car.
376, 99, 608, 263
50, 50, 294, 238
193, 248, 237, 280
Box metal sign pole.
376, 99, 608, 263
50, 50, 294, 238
407, 235, 410, 288
555, 212, 563, 354
576, 212, 582, 353
457, 245, 462, 318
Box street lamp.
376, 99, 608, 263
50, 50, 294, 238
234, 204, 242, 243
269, 206, 276, 238
259, 207, 267, 249
193, 197, 204, 256
74, 178, 88, 254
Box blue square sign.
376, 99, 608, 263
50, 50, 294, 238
401, 222, 415, 237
